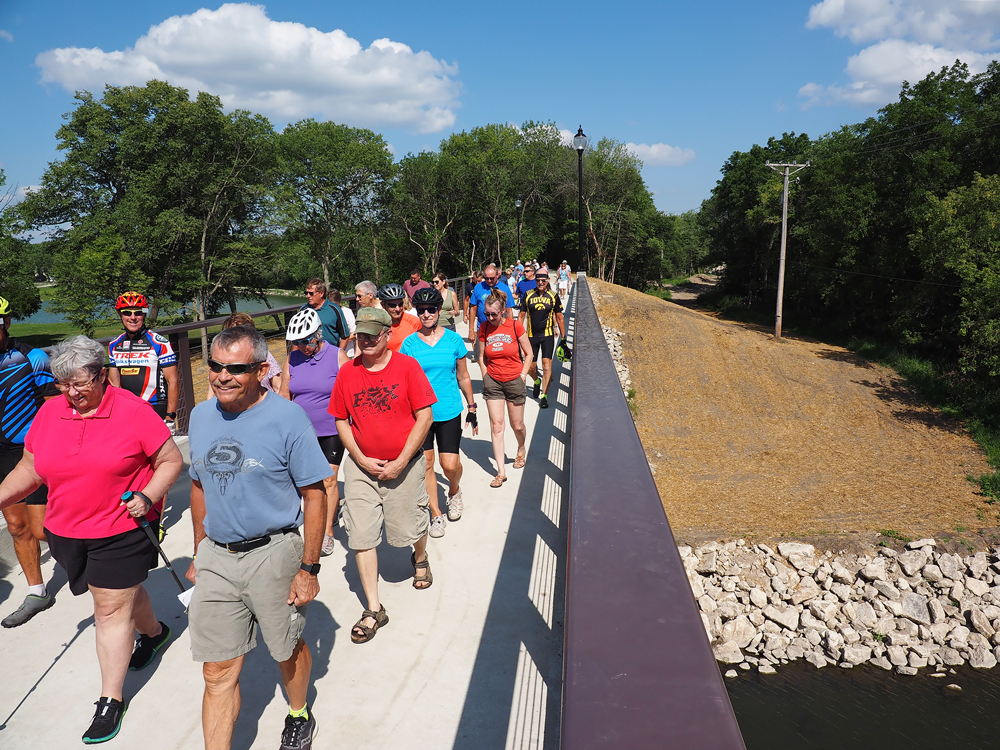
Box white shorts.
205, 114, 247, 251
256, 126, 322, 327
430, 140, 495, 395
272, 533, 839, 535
558, 280, 569, 291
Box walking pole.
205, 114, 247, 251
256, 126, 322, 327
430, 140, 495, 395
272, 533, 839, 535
121, 492, 191, 606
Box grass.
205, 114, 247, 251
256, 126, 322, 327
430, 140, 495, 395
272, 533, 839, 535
644, 286, 673, 301
8, 321, 123, 348
878, 529, 912, 544
625, 386, 638, 416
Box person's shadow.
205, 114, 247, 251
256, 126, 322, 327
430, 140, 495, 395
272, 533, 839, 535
230, 599, 338, 750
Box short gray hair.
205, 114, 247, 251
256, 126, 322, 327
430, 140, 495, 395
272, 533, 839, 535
355, 280, 377, 297
211, 326, 268, 363
50, 336, 107, 380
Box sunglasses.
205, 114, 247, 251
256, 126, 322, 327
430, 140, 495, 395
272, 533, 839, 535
305, 290, 323, 296
385, 301, 404, 308
119, 309, 145, 317
484, 311, 503, 319
416, 306, 439, 315
357, 331, 386, 344
291, 336, 316, 347
207, 359, 263, 375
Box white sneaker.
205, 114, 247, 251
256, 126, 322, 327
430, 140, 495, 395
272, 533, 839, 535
429, 514, 447, 538
447, 492, 463, 521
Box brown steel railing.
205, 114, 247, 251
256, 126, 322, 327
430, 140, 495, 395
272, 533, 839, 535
562, 275, 745, 749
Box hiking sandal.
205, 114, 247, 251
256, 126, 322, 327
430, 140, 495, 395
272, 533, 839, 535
412, 552, 433, 590
351, 605, 388, 644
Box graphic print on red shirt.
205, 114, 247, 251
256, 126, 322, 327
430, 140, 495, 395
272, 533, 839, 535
479, 318, 526, 382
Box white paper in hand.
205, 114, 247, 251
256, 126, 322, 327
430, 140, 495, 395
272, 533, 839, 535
177, 586, 194, 609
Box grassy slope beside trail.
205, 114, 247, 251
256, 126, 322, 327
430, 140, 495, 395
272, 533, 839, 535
591, 279, 995, 550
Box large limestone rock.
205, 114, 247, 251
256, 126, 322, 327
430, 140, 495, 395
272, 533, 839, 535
791, 577, 822, 605
938, 553, 963, 581
901, 593, 931, 625
713, 641, 744, 664
721, 616, 757, 649
763, 605, 799, 631
778, 542, 817, 573
860, 559, 888, 582
897, 550, 929, 576
843, 645, 872, 665
969, 646, 998, 669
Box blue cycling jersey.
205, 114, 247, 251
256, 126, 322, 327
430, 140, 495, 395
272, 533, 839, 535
0, 338, 57, 447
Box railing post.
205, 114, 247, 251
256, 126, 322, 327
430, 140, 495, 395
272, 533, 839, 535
170, 330, 196, 436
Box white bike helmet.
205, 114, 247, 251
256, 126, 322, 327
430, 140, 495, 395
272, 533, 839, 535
285, 308, 322, 340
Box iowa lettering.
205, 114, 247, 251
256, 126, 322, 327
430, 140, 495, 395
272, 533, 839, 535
353, 384, 399, 413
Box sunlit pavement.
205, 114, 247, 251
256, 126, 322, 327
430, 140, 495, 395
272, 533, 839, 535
0, 290, 577, 750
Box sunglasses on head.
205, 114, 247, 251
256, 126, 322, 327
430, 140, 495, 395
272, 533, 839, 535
207, 359, 262, 375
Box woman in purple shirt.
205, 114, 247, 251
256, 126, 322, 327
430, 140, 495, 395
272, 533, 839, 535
280, 308, 349, 557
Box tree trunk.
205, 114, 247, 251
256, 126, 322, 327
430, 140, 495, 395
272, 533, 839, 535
226, 283, 238, 314
198, 290, 210, 365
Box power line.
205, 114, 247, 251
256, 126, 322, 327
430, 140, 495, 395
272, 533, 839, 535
789, 260, 961, 288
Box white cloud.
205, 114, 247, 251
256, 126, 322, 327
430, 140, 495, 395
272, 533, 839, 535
626, 142, 695, 167
0, 29, 13, 42
802, 0, 1000, 108
35, 3, 461, 133
800, 38, 997, 106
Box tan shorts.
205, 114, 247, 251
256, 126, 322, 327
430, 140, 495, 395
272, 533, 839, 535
189, 531, 306, 663
482, 371, 526, 405
342, 452, 430, 550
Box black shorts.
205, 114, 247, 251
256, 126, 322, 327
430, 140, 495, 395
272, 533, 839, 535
46, 524, 159, 596
0, 444, 48, 506
318, 434, 345, 466
421, 415, 463, 455
529, 336, 555, 362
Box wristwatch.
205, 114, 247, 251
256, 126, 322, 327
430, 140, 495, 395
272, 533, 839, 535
165, 412, 177, 420
300, 562, 321, 575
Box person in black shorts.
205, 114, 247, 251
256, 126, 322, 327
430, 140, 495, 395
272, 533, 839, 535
0, 296, 59, 628
519, 272, 566, 409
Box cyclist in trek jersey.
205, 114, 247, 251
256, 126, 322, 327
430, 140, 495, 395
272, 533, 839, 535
0, 296, 59, 627
107, 292, 179, 429
520, 272, 565, 409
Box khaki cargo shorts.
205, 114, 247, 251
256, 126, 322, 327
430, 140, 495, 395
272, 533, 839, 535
189, 531, 306, 663
342, 452, 429, 550
482, 371, 527, 405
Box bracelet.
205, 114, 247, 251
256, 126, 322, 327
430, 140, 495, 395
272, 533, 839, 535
468, 403, 477, 409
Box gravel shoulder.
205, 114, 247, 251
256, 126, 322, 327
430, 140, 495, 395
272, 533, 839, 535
589, 279, 994, 552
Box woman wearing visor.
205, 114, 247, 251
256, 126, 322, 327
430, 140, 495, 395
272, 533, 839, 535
399, 287, 477, 537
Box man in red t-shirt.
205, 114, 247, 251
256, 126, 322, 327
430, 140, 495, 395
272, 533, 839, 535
329, 306, 437, 643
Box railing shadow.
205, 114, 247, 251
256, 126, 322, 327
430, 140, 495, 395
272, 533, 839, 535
451, 291, 576, 750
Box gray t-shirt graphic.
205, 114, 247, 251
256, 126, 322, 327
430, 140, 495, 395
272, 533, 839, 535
189, 391, 332, 543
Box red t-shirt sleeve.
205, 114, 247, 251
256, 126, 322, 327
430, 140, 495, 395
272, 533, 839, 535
514, 320, 526, 339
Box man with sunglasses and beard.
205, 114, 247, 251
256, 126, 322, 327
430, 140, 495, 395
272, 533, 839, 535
107, 292, 179, 430
186, 325, 331, 750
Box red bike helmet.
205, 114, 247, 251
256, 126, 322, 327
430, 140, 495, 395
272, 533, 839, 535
115, 292, 149, 312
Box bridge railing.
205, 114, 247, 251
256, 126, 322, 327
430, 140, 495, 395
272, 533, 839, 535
562, 274, 745, 749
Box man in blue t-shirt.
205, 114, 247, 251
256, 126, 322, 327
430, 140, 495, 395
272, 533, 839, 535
302, 278, 349, 349
186, 325, 332, 748
0, 296, 58, 628
467, 264, 514, 362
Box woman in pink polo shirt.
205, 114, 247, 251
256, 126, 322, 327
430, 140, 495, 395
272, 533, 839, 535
0, 336, 183, 744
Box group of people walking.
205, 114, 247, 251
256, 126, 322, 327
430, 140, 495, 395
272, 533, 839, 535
0, 261, 572, 749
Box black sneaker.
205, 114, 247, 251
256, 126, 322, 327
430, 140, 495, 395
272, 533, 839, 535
128, 622, 171, 671
539, 394, 549, 409
280, 710, 317, 750
83, 697, 126, 744
532, 378, 541, 399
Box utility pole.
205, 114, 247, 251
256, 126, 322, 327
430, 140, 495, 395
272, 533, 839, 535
765, 160, 809, 340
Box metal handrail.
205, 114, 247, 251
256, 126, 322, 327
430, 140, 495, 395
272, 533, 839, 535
561, 274, 745, 748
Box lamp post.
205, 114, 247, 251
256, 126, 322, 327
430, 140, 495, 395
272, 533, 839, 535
573, 126, 587, 272
515, 198, 522, 261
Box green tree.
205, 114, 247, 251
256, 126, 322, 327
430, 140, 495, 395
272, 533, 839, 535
0, 172, 42, 319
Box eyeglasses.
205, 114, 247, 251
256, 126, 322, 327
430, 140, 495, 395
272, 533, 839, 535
357, 331, 387, 344
55, 372, 101, 392
119, 309, 145, 317
416, 306, 439, 315
484, 311, 502, 320
207, 359, 263, 375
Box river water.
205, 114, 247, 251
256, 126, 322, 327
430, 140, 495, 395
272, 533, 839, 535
18, 295, 301, 325
727, 661, 1000, 748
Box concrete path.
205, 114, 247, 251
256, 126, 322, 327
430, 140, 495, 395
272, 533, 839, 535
0, 292, 577, 750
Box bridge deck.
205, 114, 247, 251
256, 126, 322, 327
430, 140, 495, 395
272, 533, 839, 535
0, 300, 576, 750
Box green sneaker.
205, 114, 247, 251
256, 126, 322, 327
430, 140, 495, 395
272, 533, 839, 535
532, 379, 541, 399
539, 394, 549, 409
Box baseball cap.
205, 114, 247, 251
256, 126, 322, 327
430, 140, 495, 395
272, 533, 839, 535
355, 306, 392, 335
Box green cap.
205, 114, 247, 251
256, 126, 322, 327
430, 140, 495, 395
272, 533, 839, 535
355, 306, 392, 335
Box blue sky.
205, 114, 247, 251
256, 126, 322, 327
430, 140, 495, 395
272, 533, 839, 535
3, 0, 1000, 214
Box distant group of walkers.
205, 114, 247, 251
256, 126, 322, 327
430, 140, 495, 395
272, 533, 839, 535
0, 259, 573, 749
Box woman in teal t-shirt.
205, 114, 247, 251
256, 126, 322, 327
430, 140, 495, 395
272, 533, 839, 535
400, 287, 477, 538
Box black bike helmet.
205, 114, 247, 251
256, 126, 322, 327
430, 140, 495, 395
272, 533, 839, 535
377, 282, 406, 302
411, 287, 443, 307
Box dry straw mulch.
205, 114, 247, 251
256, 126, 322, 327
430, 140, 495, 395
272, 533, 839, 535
588, 279, 994, 552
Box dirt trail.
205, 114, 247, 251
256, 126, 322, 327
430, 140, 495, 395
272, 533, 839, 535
589, 279, 993, 551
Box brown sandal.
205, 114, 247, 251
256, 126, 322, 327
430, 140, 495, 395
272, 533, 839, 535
412, 552, 433, 589
351, 604, 388, 643
513, 453, 526, 469
490, 475, 507, 488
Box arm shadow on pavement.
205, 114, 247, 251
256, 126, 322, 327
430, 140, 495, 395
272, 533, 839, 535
451, 322, 574, 750
230, 598, 338, 750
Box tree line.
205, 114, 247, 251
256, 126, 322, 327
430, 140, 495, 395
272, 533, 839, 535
0, 79, 708, 334
699, 61, 1000, 432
